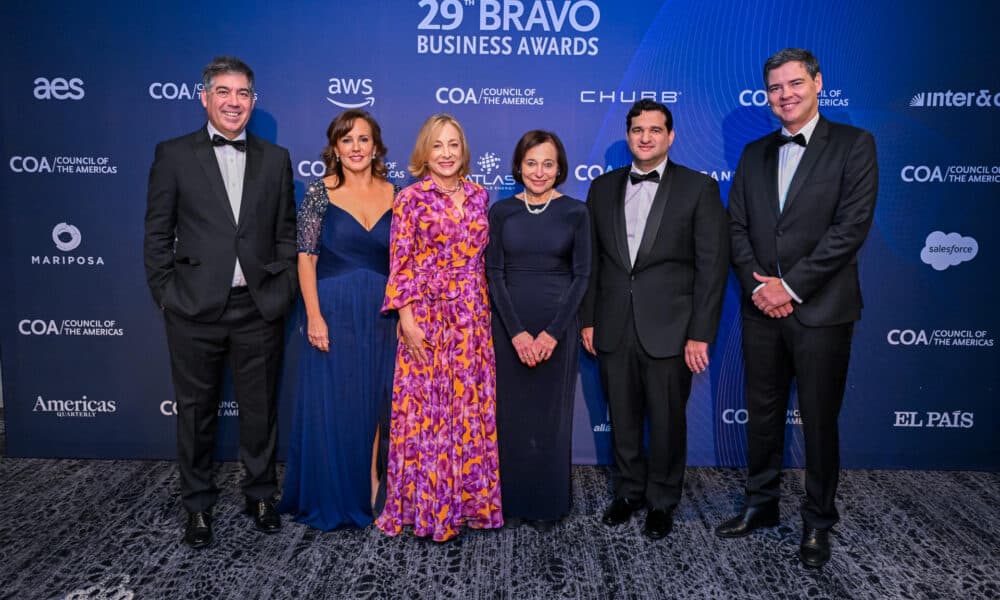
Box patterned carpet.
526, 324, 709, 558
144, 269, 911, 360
0, 438, 997, 599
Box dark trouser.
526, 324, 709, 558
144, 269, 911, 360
164, 287, 284, 513
599, 310, 692, 511
741, 314, 854, 530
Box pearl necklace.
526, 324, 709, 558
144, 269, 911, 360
523, 189, 555, 215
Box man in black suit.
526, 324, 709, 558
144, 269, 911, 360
716, 48, 878, 568
580, 99, 729, 539
144, 56, 297, 548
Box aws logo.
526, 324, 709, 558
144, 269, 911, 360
34, 77, 85, 100
327, 77, 374, 109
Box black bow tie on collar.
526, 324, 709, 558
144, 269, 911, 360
212, 134, 246, 152
777, 132, 807, 147
629, 170, 660, 185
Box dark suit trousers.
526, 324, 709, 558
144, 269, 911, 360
741, 314, 854, 529
599, 309, 692, 510
164, 287, 283, 512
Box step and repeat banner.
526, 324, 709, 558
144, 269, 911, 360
1, 1, 997, 469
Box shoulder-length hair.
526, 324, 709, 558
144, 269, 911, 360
407, 113, 470, 179
320, 110, 388, 188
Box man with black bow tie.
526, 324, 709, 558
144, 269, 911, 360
580, 99, 728, 539
144, 56, 297, 548
717, 48, 878, 569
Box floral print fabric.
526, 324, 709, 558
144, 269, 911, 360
376, 177, 503, 541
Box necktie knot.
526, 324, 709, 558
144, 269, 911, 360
212, 134, 246, 152
629, 170, 660, 185
778, 133, 807, 147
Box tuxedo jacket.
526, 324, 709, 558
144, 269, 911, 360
580, 161, 729, 358
728, 116, 878, 326
143, 127, 297, 323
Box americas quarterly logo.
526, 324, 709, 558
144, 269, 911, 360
33, 394, 117, 418
920, 231, 977, 271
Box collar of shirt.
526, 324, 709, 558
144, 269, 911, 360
781, 112, 820, 144
206, 122, 248, 145
630, 156, 668, 181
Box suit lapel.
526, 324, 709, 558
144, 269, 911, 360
238, 134, 259, 230
632, 161, 674, 271
764, 134, 781, 219
609, 169, 632, 271
782, 116, 829, 217
193, 130, 237, 229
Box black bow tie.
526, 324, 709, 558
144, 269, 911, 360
629, 170, 660, 185
212, 134, 246, 152
778, 133, 807, 147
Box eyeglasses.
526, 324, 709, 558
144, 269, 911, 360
211, 87, 254, 101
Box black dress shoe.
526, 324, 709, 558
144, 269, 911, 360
800, 527, 831, 569
245, 498, 281, 533
642, 509, 673, 540
714, 503, 779, 538
183, 511, 212, 548
601, 497, 644, 526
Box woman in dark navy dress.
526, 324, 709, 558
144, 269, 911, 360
486, 130, 590, 526
279, 110, 397, 529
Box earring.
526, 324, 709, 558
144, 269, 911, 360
335, 155, 340, 162
372, 153, 376, 160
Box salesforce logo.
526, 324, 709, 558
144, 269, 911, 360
920, 231, 978, 271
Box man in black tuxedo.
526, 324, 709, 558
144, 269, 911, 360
580, 99, 729, 539
144, 56, 297, 548
716, 48, 878, 568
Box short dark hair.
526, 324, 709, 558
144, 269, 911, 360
202, 56, 255, 93
763, 48, 820, 84
511, 130, 568, 187
320, 110, 389, 187
626, 99, 673, 132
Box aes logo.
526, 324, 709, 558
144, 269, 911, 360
34, 77, 85, 100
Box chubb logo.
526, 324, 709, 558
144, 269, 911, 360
909, 89, 1000, 108
148, 82, 205, 100
34, 77, 85, 100
327, 77, 374, 109
580, 90, 680, 104
52, 222, 82, 251
33, 394, 117, 418
920, 231, 977, 271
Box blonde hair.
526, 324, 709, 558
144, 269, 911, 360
408, 113, 471, 178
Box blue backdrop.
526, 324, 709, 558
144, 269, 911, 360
1, 0, 997, 470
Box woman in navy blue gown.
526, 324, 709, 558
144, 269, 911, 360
486, 130, 590, 526
279, 110, 396, 529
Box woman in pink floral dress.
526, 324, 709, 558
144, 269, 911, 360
375, 114, 503, 541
